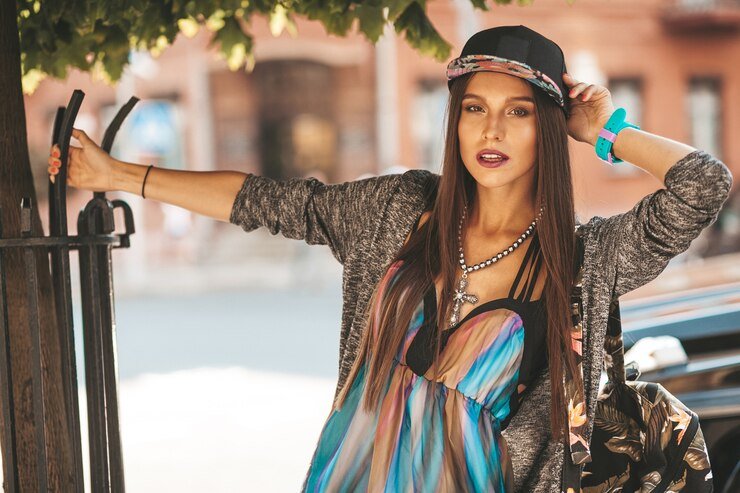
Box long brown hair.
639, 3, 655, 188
333, 71, 582, 442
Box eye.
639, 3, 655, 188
462, 104, 530, 116
464, 104, 483, 113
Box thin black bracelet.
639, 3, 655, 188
141, 165, 154, 198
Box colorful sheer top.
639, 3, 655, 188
302, 224, 548, 493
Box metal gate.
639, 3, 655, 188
0, 90, 138, 492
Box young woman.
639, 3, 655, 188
48, 25, 732, 493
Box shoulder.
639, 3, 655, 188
574, 213, 601, 240
397, 168, 439, 194
400, 169, 439, 215
346, 169, 433, 201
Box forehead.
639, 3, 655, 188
463, 72, 534, 101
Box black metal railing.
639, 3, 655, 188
0, 90, 138, 492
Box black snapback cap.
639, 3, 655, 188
446, 25, 570, 117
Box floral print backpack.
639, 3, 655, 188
560, 227, 714, 493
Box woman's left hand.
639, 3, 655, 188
562, 73, 614, 146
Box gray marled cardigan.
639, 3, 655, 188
229, 150, 733, 492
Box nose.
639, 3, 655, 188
482, 113, 505, 141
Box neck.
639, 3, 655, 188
467, 186, 538, 238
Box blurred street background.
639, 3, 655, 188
14, 0, 740, 491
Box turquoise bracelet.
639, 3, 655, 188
595, 107, 640, 165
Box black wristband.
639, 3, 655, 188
142, 165, 154, 198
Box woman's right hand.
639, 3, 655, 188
48, 128, 120, 192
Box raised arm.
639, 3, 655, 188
586, 128, 734, 301
560, 73, 734, 301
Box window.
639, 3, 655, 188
103, 98, 186, 171
606, 77, 643, 175
253, 60, 337, 180
412, 79, 448, 172
688, 76, 722, 159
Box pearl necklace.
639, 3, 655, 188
448, 204, 544, 329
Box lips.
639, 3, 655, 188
477, 148, 510, 160
477, 148, 510, 168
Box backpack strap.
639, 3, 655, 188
605, 298, 628, 385
563, 225, 592, 467
563, 225, 636, 487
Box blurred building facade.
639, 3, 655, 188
23, 0, 740, 296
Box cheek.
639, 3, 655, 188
518, 122, 538, 153
457, 118, 476, 149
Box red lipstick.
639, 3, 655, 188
476, 148, 510, 168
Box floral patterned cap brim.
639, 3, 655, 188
447, 54, 565, 110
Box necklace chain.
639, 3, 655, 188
448, 204, 544, 329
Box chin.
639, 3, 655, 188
464, 160, 509, 180
470, 165, 537, 191
468, 170, 510, 189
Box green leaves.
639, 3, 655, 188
386, 0, 416, 22
394, 2, 451, 62
472, 0, 489, 10
355, 3, 385, 42
269, 3, 298, 37
210, 15, 255, 71
16, 0, 562, 93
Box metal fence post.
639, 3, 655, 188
0, 90, 139, 492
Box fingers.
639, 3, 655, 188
71, 127, 91, 144
48, 143, 62, 184
569, 82, 594, 101
48, 143, 78, 184
564, 73, 588, 97
48, 156, 61, 184
580, 85, 598, 102
563, 73, 602, 102
48, 133, 88, 185
48, 148, 63, 169
563, 73, 576, 85
569, 82, 589, 98
48, 144, 61, 171
48, 144, 80, 163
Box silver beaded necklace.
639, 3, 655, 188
448, 204, 544, 329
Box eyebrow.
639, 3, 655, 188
462, 93, 534, 103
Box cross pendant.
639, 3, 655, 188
448, 273, 478, 329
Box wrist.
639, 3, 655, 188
113, 160, 149, 195
588, 117, 611, 147
593, 108, 640, 164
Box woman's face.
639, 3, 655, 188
457, 72, 538, 190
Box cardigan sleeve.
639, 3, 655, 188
228, 172, 403, 265
594, 149, 733, 300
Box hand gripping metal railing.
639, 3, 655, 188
0, 90, 138, 492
